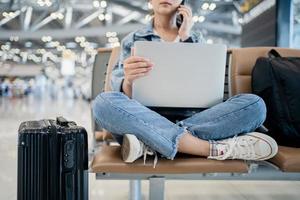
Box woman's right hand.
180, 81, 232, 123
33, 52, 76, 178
123, 52, 154, 87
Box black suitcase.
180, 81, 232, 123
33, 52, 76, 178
17, 117, 89, 200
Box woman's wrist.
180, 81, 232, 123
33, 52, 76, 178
122, 79, 132, 97
123, 79, 132, 88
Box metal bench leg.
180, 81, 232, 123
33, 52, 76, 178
149, 177, 165, 200
129, 179, 142, 200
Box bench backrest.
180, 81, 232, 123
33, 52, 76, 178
104, 47, 121, 92
229, 47, 300, 96
91, 47, 120, 100
91, 48, 113, 100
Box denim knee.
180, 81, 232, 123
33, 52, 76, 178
92, 92, 128, 122
238, 93, 267, 127
96, 91, 128, 103
92, 93, 106, 124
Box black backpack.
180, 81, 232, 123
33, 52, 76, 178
252, 49, 300, 147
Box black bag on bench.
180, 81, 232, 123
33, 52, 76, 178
252, 49, 300, 147
17, 117, 89, 200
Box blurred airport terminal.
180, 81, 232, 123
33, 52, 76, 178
0, 0, 299, 100
1, 0, 300, 199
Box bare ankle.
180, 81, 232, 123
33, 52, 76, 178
178, 131, 210, 157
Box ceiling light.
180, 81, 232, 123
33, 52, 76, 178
80, 42, 85, 48
108, 38, 114, 43
11, 48, 20, 54
93, 0, 100, 8
37, 0, 52, 7
8, 12, 16, 18
111, 32, 117, 37
104, 14, 111, 20
147, 2, 153, 9
2, 11, 17, 19
2, 12, 8, 17
50, 41, 60, 47
105, 32, 111, 37
98, 14, 105, 21
10, 36, 19, 42
42, 36, 52, 42
209, 3, 216, 11
50, 13, 57, 18
1, 45, 10, 51
45, 0, 53, 7
57, 46, 66, 51
108, 37, 119, 43
37, 0, 45, 6
192, 16, 199, 22
51, 12, 64, 20
57, 13, 64, 20
45, 2, 52, 7
198, 16, 205, 23
145, 14, 152, 21
75, 36, 86, 43
37, 49, 46, 54
100, 1, 107, 8
201, 3, 209, 10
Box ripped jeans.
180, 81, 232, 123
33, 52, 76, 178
92, 92, 266, 159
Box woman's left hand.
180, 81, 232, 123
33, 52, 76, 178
177, 5, 194, 41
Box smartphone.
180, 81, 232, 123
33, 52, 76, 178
176, 0, 185, 29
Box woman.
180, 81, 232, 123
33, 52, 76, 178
93, 0, 278, 166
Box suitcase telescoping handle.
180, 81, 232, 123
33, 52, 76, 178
56, 116, 76, 127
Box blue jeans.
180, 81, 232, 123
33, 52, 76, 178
92, 92, 266, 159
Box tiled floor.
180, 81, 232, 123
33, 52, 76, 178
1, 96, 299, 200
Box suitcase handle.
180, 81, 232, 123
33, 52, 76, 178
56, 116, 76, 127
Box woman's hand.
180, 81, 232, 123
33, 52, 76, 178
122, 48, 154, 97
123, 57, 153, 86
177, 5, 194, 41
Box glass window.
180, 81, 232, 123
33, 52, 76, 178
292, 0, 300, 48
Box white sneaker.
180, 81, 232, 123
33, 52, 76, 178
208, 132, 278, 161
121, 134, 158, 167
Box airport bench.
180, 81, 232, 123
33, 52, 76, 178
90, 47, 300, 200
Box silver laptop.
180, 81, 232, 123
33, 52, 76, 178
132, 41, 227, 108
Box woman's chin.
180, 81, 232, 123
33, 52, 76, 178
157, 8, 175, 15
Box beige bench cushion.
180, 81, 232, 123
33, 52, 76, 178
91, 145, 248, 174
269, 146, 300, 172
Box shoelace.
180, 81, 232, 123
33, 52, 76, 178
210, 136, 259, 160
142, 145, 158, 168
